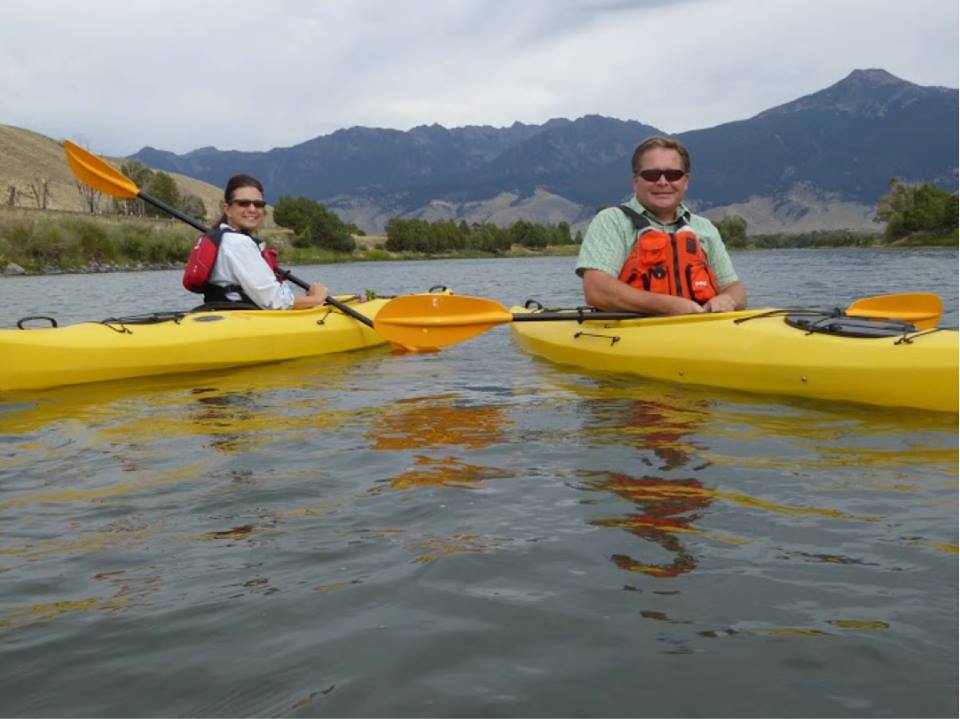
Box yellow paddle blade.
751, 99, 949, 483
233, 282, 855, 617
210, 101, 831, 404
64, 140, 139, 199
847, 292, 943, 330
374, 294, 512, 349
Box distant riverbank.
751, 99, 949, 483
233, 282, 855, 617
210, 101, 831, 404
0, 210, 953, 277
2, 246, 582, 277
0, 210, 581, 276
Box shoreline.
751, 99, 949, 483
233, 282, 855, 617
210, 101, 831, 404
5, 243, 957, 279
1, 246, 583, 277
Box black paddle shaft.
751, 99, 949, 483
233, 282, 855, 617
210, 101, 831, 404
511, 310, 649, 323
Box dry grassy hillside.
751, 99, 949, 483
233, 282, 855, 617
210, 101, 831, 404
0, 123, 225, 222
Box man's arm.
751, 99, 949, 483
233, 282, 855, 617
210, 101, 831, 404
582, 269, 704, 315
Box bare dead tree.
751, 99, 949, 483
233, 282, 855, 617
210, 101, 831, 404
75, 180, 101, 213
24, 179, 51, 209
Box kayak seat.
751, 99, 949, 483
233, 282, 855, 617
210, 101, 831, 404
786, 312, 917, 338
190, 301, 262, 312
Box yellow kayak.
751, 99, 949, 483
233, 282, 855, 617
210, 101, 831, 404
509, 306, 958, 413
3, 294, 400, 392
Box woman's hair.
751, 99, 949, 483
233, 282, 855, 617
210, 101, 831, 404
216, 174, 265, 226
631, 136, 691, 175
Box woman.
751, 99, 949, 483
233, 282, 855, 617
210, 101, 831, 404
193, 174, 328, 309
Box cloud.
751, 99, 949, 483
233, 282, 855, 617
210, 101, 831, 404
0, 0, 956, 156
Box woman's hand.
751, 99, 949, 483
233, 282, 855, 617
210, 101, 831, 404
292, 283, 329, 309
306, 283, 329, 304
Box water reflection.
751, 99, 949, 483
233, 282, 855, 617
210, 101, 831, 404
367, 393, 515, 490
370, 393, 510, 450
0, 353, 372, 436
566, 385, 715, 576
552, 374, 956, 580
387, 455, 512, 490
0, 355, 386, 625
607, 398, 707, 471
188, 390, 258, 453
584, 473, 710, 577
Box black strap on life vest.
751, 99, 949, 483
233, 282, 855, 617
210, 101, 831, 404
203, 282, 257, 306
617, 205, 688, 232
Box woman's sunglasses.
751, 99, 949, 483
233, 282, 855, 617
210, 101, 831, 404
636, 169, 686, 182
230, 199, 267, 209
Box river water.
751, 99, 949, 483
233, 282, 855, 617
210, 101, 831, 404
1, 248, 957, 717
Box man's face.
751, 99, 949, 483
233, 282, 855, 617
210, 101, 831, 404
632, 148, 689, 221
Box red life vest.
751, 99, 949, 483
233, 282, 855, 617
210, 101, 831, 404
182, 226, 281, 295
616, 206, 718, 303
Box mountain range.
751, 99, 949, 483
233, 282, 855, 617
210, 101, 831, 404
131, 69, 958, 234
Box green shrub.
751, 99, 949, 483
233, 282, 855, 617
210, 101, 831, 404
360, 248, 394, 261
25, 220, 81, 267
111, 224, 153, 261
65, 218, 117, 262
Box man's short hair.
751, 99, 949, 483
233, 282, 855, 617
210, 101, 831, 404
631, 136, 691, 175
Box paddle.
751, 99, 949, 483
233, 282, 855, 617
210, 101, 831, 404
846, 292, 942, 329
63, 140, 375, 329
373, 292, 945, 350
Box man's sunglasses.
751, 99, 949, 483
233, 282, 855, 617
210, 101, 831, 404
636, 169, 686, 182
230, 199, 267, 209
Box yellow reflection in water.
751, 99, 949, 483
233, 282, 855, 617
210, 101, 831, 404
903, 539, 959, 554
314, 579, 361, 593
1, 358, 383, 573
0, 460, 209, 514
0, 351, 376, 437
754, 628, 832, 637
2, 526, 150, 561
596, 474, 878, 521
697, 621, 890, 638
388, 455, 512, 490
697, 444, 958, 474
369, 394, 511, 450
0, 597, 129, 631
1, 569, 163, 631
828, 619, 889, 629
367, 393, 515, 492
404, 532, 503, 563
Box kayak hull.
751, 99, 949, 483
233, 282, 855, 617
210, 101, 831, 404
509, 307, 959, 413
2, 296, 389, 392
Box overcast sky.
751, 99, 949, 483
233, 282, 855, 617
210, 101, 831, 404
2, 0, 957, 157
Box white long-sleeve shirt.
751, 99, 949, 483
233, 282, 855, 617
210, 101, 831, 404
207, 225, 295, 309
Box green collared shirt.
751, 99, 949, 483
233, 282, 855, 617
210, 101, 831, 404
575, 197, 739, 288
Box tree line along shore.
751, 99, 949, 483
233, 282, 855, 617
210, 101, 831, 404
1, 170, 955, 276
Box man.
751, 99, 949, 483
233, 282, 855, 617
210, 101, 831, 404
577, 136, 747, 314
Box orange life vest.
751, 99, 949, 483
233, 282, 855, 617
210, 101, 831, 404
616, 205, 718, 303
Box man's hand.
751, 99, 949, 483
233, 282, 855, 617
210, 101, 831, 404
669, 297, 706, 315
702, 293, 737, 313
584, 270, 705, 315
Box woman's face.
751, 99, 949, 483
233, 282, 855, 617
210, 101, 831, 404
223, 185, 266, 233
